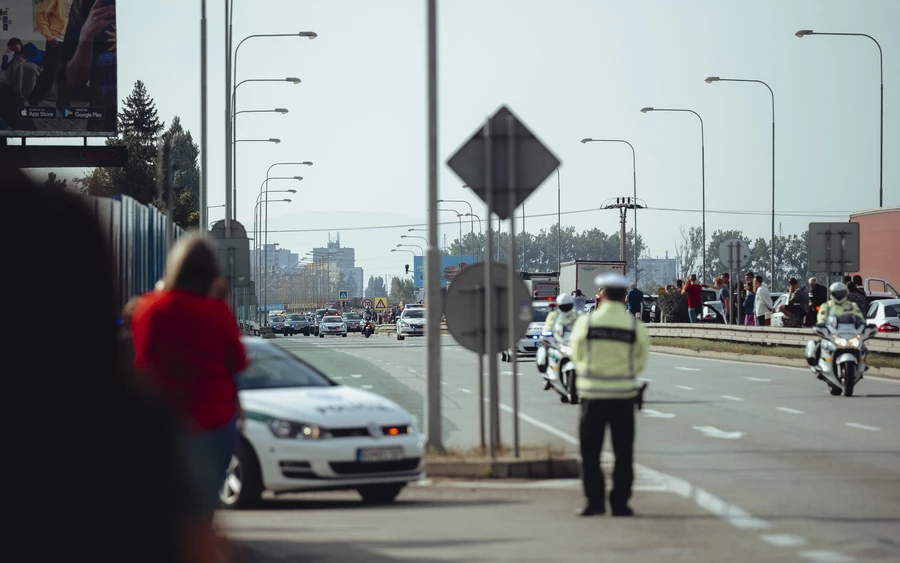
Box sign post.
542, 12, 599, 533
808, 223, 861, 293
447, 106, 560, 457
717, 238, 750, 324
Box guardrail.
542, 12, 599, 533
648, 323, 900, 355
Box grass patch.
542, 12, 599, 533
652, 336, 900, 370
425, 444, 568, 461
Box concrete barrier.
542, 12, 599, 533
648, 323, 900, 354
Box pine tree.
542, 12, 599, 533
119, 80, 164, 138
43, 172, 68, 191
154, 116, 200, 229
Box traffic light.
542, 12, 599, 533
405, 264, 409, 274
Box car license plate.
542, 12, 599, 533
357, 446, 404, 463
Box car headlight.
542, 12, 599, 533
341, 324, 347, 329
400, 320, 410, 326
268, 418, 332, 440
834, 337, 848, 347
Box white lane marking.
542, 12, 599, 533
361, 385, 373, 389
722, 395, 745, 401
676, 385, 695, 391
743, 376, 772, 382
798, 551, 855, 563
350, 374, 362, 379
761, 534, 806, 547
845, 422, 880, 432
673, 366, 701, 371
331, 376, 344, 380
642, 409, 676, 419
654, 351, 900, 383
692, 426, 744, 440
407, 369, 418, 375
495, 403, 770, 531
776, 407, 804, 415
459, 388, 474, 394
638, 377, 654, 382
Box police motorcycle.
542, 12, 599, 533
805, 313, 878, 397
540, 295, 581, 405
362, 319, 375, 338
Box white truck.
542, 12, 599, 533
558, 260, 627, 301
522, 272, 560, 298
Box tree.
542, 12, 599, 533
704, 229, 750, 282
389, 277, 418, 304
43, 172, 68, 191
366, 276, 387, 297
77, 80, 164, 205
154, 117, 200, 229
675, 226, 703, 282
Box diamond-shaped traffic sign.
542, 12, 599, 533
447, 106, 561, 220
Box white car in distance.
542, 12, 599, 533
396, 307, 425, 340
319, 315, 348, 338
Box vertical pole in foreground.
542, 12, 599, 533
425, 0, 443, 452
506, 115, 520, 458
475, 283, 486, 451
484, 120, 499, 457
199, 0, 208, 233
223, 0, 232, 238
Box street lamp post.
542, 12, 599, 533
795, 30, 884, 208
462, 213, 483, 262
581, 138, 639, 284
556, 168, 561, 272
438, 199, 474, 234
254, 177, 302, 314
231, 31, 317, 218
641, 106, 707, 281
705, 76, 775, 284
397, 243, 425, 255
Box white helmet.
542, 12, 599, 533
556, 294, 575, 312
829, 282, 848, 303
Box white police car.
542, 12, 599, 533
396, 306, 425, 340
220, 338, 425, 508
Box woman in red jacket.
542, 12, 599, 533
132, 233, 248, 519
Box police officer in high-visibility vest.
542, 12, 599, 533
569, 272, 650, 517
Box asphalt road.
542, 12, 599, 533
224, 332, 900, 563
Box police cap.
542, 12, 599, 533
594, 272, 630, 289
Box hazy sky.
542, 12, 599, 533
33, 0, 898, 280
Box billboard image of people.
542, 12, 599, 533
0, 0, 116, 136
413, 255, 478, 289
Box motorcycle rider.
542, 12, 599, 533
542, 299, 559, 333
553, 294, 582, 337
817, 282, 864, 325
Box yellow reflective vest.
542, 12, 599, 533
543, 310, 559, 333
817, 299, 864, 325
570, 301, 650, 400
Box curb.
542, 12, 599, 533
425, 458, 580, 479
652, 345, 900, 379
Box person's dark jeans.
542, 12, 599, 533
579, 398, 635, 511
26, 42, 59, 106
184, 416, 239, 518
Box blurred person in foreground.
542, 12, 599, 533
2, 164, 223, 562
132, 232, 248, 522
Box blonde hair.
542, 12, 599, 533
163, 232, 221, 295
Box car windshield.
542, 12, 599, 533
532, 307, 549, 322
287, 315, 304, 321
323, 316, 342, 323
344, 313, 361, 320
240, 352, 332, 390
403, 309, 425, 319
269, 315, 284, 322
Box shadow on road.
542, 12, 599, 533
242, 496, 522, 512
233, 538, 506, 563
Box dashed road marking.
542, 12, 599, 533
676, 385, 695, 391
642, 409, 676, 419
798, 551, 855, 563
638, 377, 654, 382
351, 374, 363, 379
673, 366, 701, 371
331, 376, 343, 380
845, 422, 880, 432
722, 395, 744, 401
692, 426, 744, 440
361, 385, 373, 389
761, 534, 806, 547
776, 407, 804, 415
459, 388, 474, 394
408, 369, 418, 374
743, 376, 772, 382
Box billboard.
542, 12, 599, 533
413, 255, 478, 289
1, 0, 117, 137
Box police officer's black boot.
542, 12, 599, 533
577, 504, 605, 517
611, 505, 634, 517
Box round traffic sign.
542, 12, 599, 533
362, 298, 373, 309
444, 263, 532, 355
717, 238, 751, 269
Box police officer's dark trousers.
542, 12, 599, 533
579, 398, 635, 511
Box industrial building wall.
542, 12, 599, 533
850, 207, 900, 288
